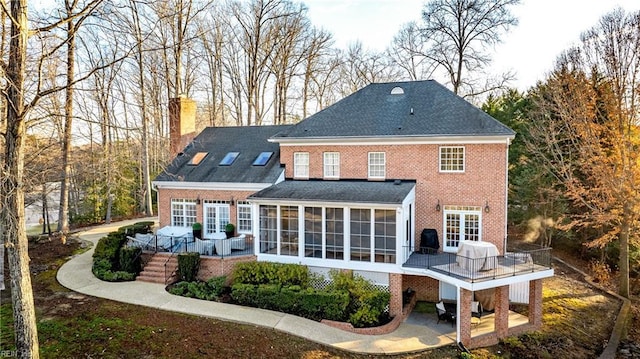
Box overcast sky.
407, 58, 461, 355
303, 0, 640, 90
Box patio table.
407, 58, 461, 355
456, 241, 499, 271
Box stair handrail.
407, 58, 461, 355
124, 234, 155, 277
163, 235, 190, 285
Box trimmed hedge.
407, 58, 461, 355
92, 221, 151, 281
168, 276, 227, 301
232, 261, 309, 287
167, 261, 390, 328
177, 253, 200, 282
327, 270, 391, 328
230, 283, 349, 321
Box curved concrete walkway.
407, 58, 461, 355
57, 218, 455, 355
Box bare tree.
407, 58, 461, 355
387, 21, 436, 81
268, 2, 308, 124
419, 0, 519, 96
1, 1, 40, 355
57, 0, 103, 236
300, 27, 332, 118
340, 42, 397, 97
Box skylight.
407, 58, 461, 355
252, 151, 273, 166
219, 152, 239, 166
390, 86, 404, 95
188, 152, 208, 166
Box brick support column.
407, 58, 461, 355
494, 285, 510, 338
389, 273, 403, 317
459, 288, 473, 347
528, 279, 543, 328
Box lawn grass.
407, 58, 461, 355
1, 238, 626, 359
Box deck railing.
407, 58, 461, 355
126, 234, 254, 259
402, 246, 552, 283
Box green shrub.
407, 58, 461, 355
233, 262, 309, 287
255, 284, 281, 309
119, 247, 141, 273
92, 224, 150, 282
92, 258, 113, 278
168, 276, 228, 302
231, 283, 257, 305
93, 231, 136, 281
206, 276, 228, 298
169, 282, 189, 296
298, 288, 349, 321
187, 281, 217, 301
93, 233, 126, 266
177, 253, 200, 282
327, 270, 390, 327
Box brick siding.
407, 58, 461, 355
157, 189, 256, 228
402, 275, 440, 302
197, 255, 256, 280
280, 143, 509, 252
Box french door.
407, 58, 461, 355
203, 203, 230, 238
443, 206, 481, 252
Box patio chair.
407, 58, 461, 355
436, 301, 455, 326
231, 234, 246, 250
471, 301, 483, 326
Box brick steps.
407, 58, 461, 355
137, 253, 178, 284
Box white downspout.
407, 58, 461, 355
504, 138, 511, 254
456, 284, 461, 344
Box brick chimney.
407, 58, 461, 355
169, 96, 197, 158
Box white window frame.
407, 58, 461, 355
439, 146, 465, 173
368, 152, 386, 179
294, 152, 309, 178
323, 152, 340, 178
171, 199, 197, 227
443, 205, 481, 252
237, 201, 252, 234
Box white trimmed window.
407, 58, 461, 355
237, 201, 252, 233
368, 152, 386, 179
323, 152, 340, 178
294, 152, 309, 178
171, 199, 197, 227
439, 146, 465, 172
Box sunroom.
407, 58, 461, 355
247, 179, 416, 271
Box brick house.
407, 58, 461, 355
152, 81, 553, 348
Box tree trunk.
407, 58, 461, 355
57, 9, 77, 237
618, 207, 630, 298
2, 0, 40, 356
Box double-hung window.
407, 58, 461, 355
294, 152, 309, 178
237, 201, 252, 233
368, 152, 385, 179
439, 146, 465, 172
171, 199, 197, 227
323, 152, 340, 178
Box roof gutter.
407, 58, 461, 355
152, 181, 274, 192
271, 135, 515, 146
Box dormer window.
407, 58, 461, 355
188, 152, 208, 166
253, 151, 273, 166
220, 152, 239, 166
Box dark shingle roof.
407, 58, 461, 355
154, 125, 291, 184
272, 80, 515, 140
249, 180, 416, 204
